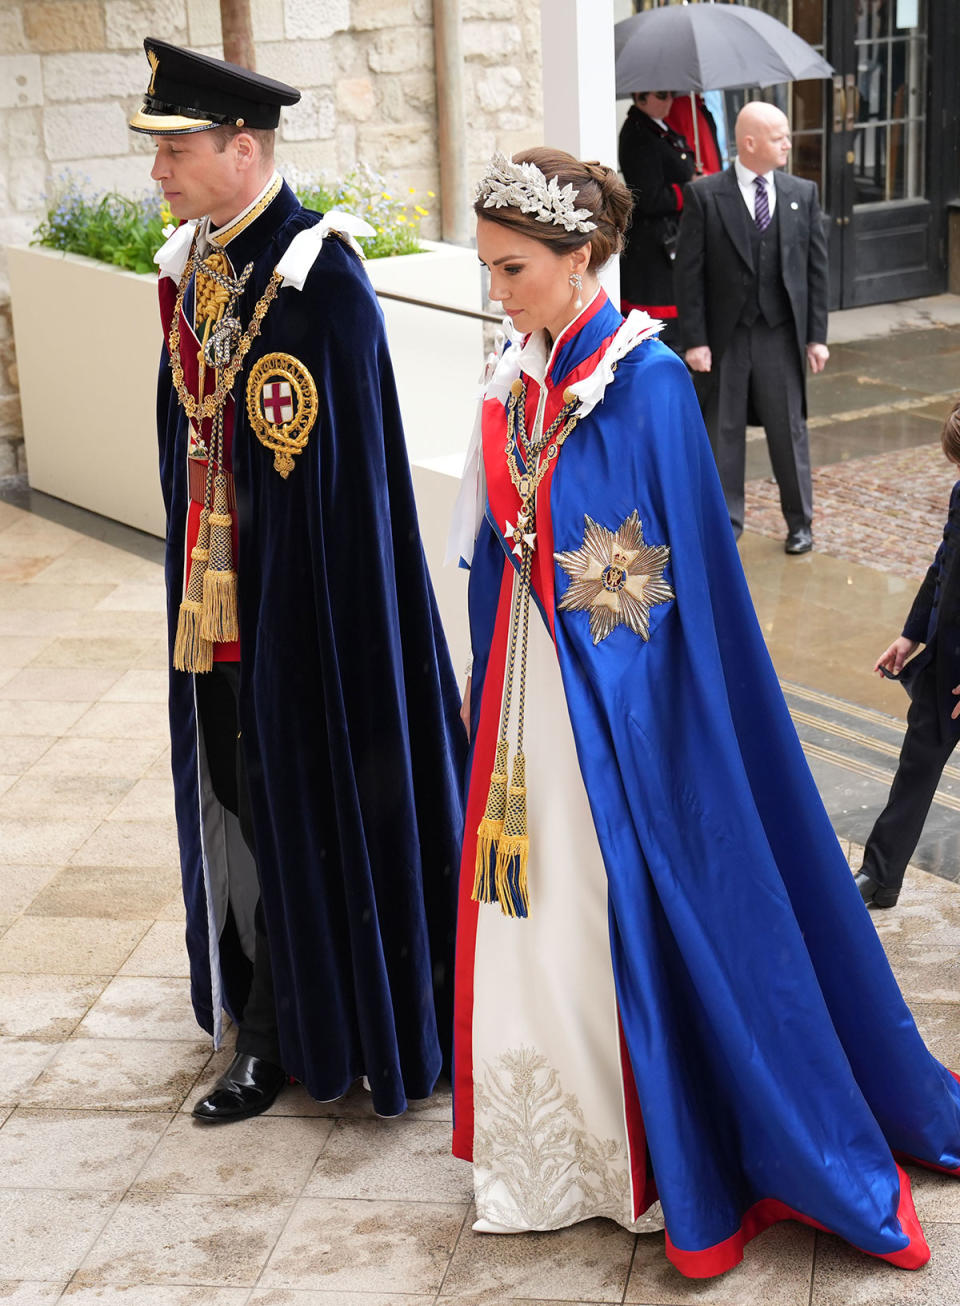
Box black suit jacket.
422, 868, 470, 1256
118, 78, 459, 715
674, 165, 829, 368
900, 480, 960, 729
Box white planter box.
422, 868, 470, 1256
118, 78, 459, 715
365, 239, 484, 465
8, 245, 166, 537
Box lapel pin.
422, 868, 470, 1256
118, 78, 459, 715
790, 200, 799, 210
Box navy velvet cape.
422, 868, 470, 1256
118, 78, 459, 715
157, 184, 466, 1116
459, 294, 960, 1273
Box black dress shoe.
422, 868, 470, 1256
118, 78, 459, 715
192, 1053, 287, 1123
854, 870, 900, 909
784, 528, 813, 555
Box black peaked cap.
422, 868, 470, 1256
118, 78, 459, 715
129, 37, 300, 135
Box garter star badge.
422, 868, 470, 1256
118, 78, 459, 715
246, 351, 318, 478
554, 511, 673, 645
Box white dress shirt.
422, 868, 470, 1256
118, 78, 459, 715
734, 156, 777, 222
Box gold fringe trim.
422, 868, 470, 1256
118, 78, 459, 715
201, 474, 239, 642
472, 736, 510, 904
473, 818, 500, 904
173, 598, 214, 673
493, 834, 529, 918
173, 511, 214, 673
201, 559, 239, 642
494, 750, 529, 918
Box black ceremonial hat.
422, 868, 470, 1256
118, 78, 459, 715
129, 37, 300, 135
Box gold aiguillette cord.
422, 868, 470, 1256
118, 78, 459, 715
170, 239, 274, 672
472, 377, 581, 919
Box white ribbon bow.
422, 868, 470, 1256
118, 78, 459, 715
276, 210, 377, 290
154, 219, 199, 282
562, 311, 663, 420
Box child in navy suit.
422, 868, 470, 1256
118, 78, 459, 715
857, 401, 960, 907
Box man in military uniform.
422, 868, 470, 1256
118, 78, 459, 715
131, 39, 464, 1123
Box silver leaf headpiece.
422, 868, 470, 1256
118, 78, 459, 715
475, 152, 598, 234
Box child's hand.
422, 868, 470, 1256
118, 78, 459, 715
874, 637, 918, 675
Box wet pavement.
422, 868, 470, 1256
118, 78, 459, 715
2, 296, 960, 1302
741, 297, 960, 886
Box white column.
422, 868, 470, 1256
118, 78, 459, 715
540, 0, 618, 164
540, 0, 620, 300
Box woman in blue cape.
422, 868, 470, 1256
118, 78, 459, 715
449, 148, 960, 1278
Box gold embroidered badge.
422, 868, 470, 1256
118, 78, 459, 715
245, 352, 318, 478
554, 511, 673, 645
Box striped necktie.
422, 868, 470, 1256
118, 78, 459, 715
753, 175, 771, 232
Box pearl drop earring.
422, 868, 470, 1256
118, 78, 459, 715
570, 272, 583, 311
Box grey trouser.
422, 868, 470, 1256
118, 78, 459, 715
700, 319, 813, 536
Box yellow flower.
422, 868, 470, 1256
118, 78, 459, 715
427, 190, 436, 198
408, 187, 416, 194
382, 191, 392, 200
160, 201, 174, 224
414, 205, 428, 217
396, 215, 407, 224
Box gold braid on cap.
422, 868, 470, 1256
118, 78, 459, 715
475, 152, 598, 233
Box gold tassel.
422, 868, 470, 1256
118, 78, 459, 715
201, 473, 239, 642
172, 599, 213, 673
173, 509, 214, 673
494, 749, 529, 918
201, 568, 239, 642
473, 736, 510, 904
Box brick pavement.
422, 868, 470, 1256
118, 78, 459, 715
743, 316, 960, 575
745, 440, 952, 578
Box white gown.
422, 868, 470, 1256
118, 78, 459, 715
468, 576, 664, 1235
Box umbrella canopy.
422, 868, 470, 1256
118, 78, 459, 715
615, 3, 834, 98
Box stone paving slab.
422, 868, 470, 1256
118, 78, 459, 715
4, 365, 960, 1303
782, 682, 960, 882
826, 293, 960, 344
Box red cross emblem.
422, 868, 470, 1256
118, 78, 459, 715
261, 380, 294, 425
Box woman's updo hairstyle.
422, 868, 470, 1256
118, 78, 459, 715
474, 147, 633, 270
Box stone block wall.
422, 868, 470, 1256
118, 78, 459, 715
0, 0, 543, 480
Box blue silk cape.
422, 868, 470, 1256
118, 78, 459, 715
456, 292, 960, 1275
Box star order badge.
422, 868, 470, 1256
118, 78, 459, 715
554, 511, 674, 645
504, 518, 536, 558
245, 351, 318, 478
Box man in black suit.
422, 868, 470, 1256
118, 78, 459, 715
675, 102, 830, 554
856, 408, 960, 908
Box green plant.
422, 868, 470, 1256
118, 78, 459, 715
32, 164, 431, 272
32, 174, 171, 275
290, 161, 431, 258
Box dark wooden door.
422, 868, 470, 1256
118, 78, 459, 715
829, 0, 944, 307
729, 0, 949, 310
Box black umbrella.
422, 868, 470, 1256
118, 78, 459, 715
615, 3, 833, 98
615, 3, 833, 170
